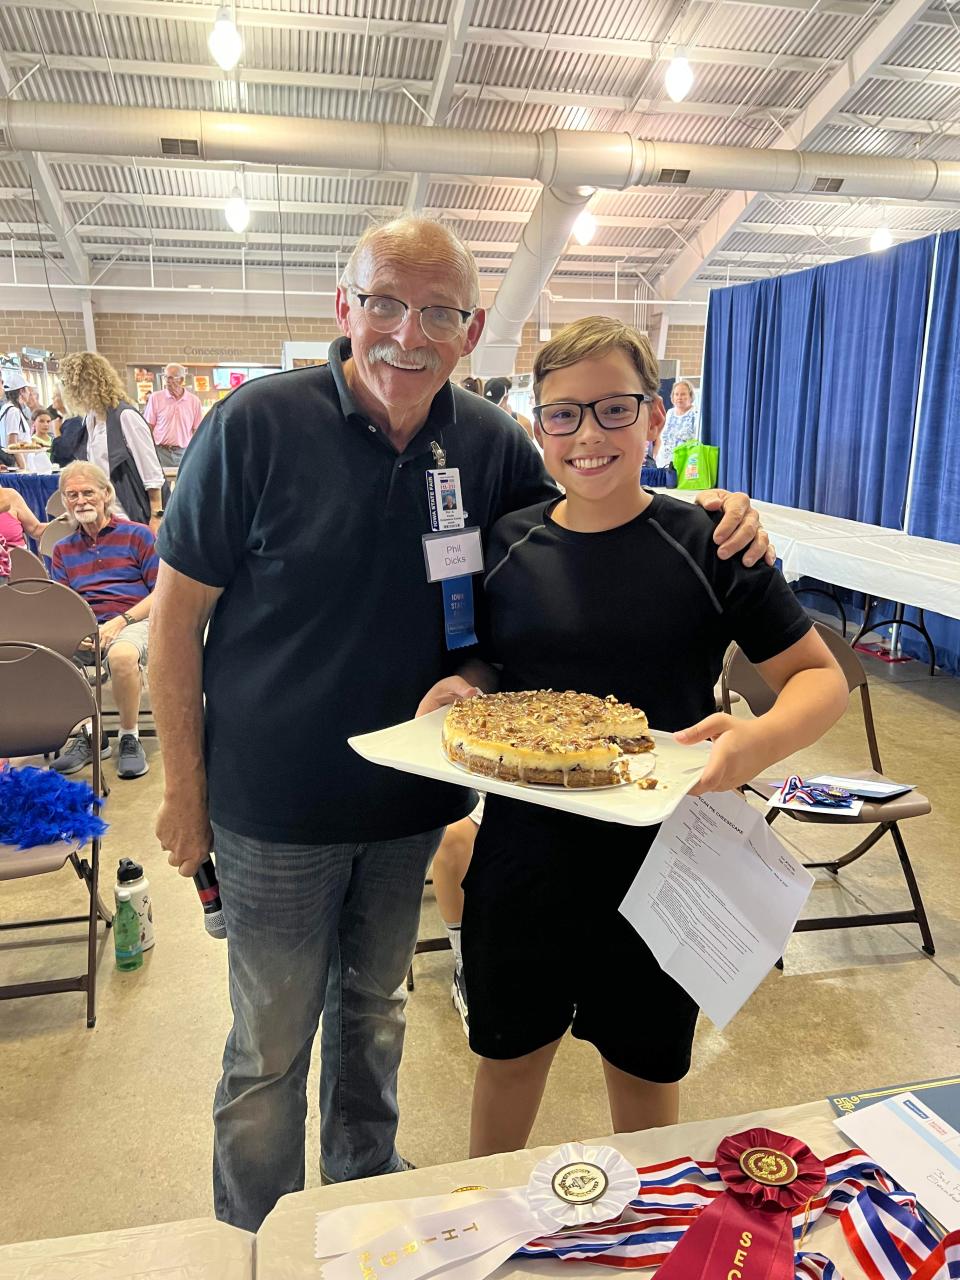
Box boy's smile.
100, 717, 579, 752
535, 350, 663, 532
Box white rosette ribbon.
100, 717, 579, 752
315, 1143, 639, 1280
525, 1142, 641, 1231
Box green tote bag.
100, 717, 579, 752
673, 439, 720, 490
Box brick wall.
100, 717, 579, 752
1, 309, 87, 352
1, 309, 693, 385
663, 324, 706, 377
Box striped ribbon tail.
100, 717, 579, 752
841, 1187, 942, 1279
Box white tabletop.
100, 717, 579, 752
257, 1099, 864, 1279
0, 1218, 254, 1279
654, 491, 960, 621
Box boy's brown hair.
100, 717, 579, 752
533, 316, 660, 402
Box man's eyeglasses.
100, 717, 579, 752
63, 488, 100, 503
533, 393, 655, 437
350, 290, 475, 343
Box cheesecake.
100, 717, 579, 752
442, 690, 654, 788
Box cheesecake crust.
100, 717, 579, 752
442, 690, 654, 789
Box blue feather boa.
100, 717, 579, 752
0, 765, 108, 850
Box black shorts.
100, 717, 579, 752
461, 795, 699, 1082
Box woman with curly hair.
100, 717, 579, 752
59, 351, 166, 534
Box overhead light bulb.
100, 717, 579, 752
572, 210, 597, 246
224, 186, 250, 233
209, 6, 243, 70
870, 224, 892, 252
665, 50, 694, 103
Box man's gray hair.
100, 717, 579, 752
164, 363, 187, 379
58, 460, 117, 524
341, 216, 481, 309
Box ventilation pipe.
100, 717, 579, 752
5, 99, 960, 368
473, 184, 596, 376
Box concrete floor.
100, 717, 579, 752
1, 642, 959, 1247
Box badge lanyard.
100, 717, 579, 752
424, 440, 483, 650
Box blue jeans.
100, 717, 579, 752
210, 822, 444, 1231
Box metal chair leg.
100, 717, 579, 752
889, 823, 936, 956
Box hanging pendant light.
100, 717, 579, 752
870, 224, 893, 252
224, 184, 251, 233
209, 5, 243, 70
665, 49, 694, 103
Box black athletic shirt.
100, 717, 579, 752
158, 337, 555, 844
481, 493, 812, 732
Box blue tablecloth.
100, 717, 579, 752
0, 473, 59, 524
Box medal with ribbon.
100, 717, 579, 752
315, 1144, 639, 1279
637, 1128, 826, 1280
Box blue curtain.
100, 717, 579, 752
702, 235, 936, 528
900, 230, 960, 674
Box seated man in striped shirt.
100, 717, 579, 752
49, 460, 157, 780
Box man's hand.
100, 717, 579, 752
98, 615, 128, 649
416, 676, 480, 718
675, 713, 770, 796
148, 514, 162, 538
156, 796, 213, 879
695, 489, 776, 567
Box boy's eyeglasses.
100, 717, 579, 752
350, 291, 475, 343
533, 393, 655, 437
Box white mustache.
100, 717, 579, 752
367, 341, 442, 373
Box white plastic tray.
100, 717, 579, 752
349, 707, 711, 827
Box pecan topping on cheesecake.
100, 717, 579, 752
442, 690, 654, 788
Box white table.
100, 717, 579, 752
0, 1218, 254, 1279
256, 1099, 864, 1279
657, 491, 960, 669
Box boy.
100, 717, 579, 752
422, 317, 848, 1157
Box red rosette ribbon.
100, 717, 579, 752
653, 1129, 826, 1280
716, 1128, 826, 1212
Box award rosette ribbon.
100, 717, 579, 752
653, 1128, 826, 1280
315, 1143, 640, 1280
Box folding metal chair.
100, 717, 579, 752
7, 545, 46, 582
0, 642, 112, 1027
45, 489, 66, 518
720, 622, 935, 956
38, 515, 73, 560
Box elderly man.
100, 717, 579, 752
49, 461, 156, 780
151, 216, 772, 1231
144, 363, 203, 468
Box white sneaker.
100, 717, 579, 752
451, 967, 469, 1037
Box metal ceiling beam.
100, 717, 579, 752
0, 5, 830, 71
404, 0, 476, 213
657, 0, 938, 299
0, 50, 89, 283
11, 217, 946, 246
0, 187, 696, 234
5, 219, 666, 261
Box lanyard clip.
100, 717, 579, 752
430, 440, 446, 468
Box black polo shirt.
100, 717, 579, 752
158, 337, 556, 843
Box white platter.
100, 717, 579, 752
348, 707, 710, 827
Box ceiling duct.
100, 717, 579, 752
4, 98, 960, 370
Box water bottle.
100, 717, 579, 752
115, 858, 154, 951
114, 890, 144, 971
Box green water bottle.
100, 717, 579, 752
114, 890, 144, 971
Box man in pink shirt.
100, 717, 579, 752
144, 363, 203, 468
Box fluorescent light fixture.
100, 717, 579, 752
572, 210, 597, 246
870, 225, 893, 252
665, 50, 694, 103
224, 186, 251, 233
209, 6, 243, 70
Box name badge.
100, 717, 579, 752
426, 468, 466, 531
422, 527, 484, 583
